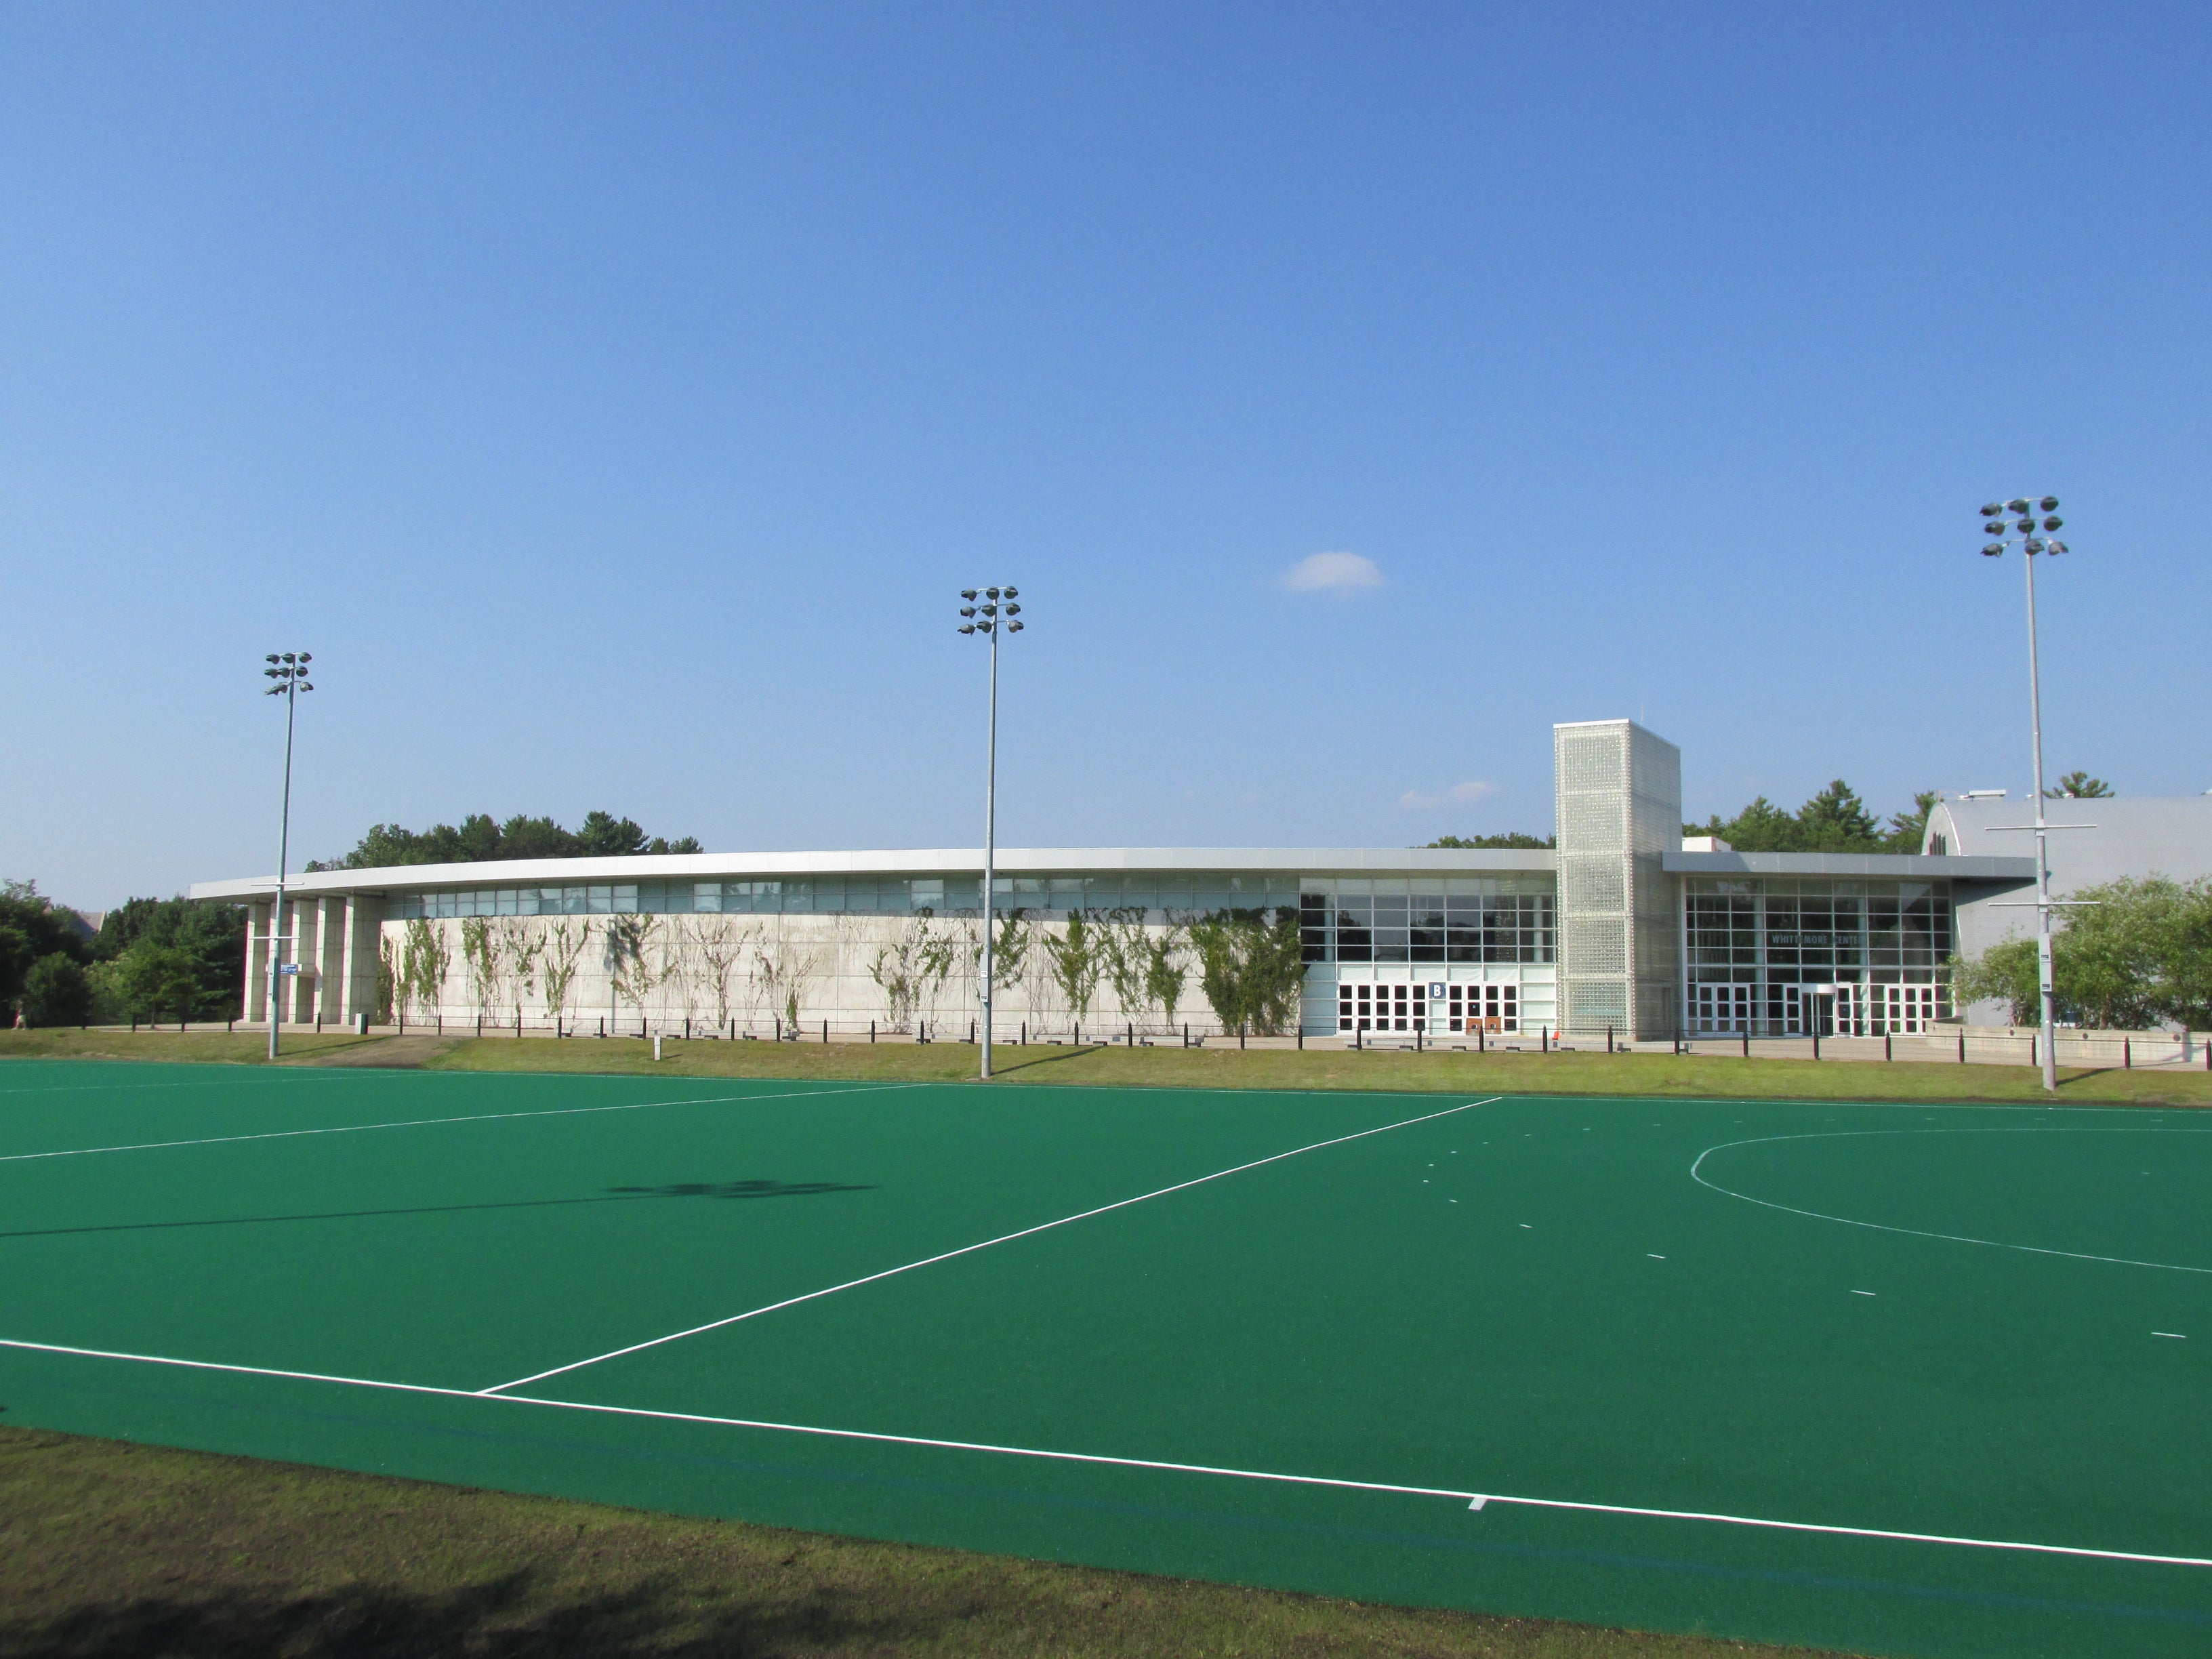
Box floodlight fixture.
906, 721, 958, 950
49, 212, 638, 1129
2007, 497, 2030, 512
1980, 502, 2004, 517
2040, 495, 2059, 511
960, 589, 977, 600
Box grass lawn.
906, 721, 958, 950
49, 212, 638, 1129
0, 1425, 1839, 1658
12, 1025, 2205, 1107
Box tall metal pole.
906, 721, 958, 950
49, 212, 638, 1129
2022, 548, 2057, 1092
980, 620, 999, 1080
268, 672, 298, 1061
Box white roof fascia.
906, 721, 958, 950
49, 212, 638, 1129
189, 846, 1559, 903
1664, 851, 2036, 879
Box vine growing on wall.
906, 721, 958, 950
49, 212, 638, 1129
1044, 910, 1104, 1021
538, 919, 591, 1027
1188, 907, 1303, 1036
605, 915, 665, 1029
401, 918, 451, 1019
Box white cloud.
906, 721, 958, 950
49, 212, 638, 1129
1282, 551, 1383, 593
1398, 780, 1499, 811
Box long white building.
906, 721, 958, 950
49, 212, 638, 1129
193, 718, 2054, 1040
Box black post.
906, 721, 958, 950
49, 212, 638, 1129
1812, 1027, 1820, 1061
1296, 1025, 1303, 1050
1240, 1023, 1246, 1050
1959, 1030, 1966, 1063
1076, 1021, 1082, 1046
598, 1016, 605, 1038
1606, 1025, 1613, 1054
823, 1019, 829, 1044
1183, 1022, 1189, 1048
476, 1014, 482, 1038
1022, 1021, 1027, 1046
1884, 1032, 1892, 1061
1128, 1021, 1134, 1046
1742, 1029, 1749, 1059
970, 1019, 977, 1044
1542, 1027, 1549, 1053
1477, 1025, 1484, 1053
870, 1020, 876, 1043
1354, 1025, 1361, 1050
2125, 1037, 2131, 1069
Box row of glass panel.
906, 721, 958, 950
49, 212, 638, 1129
1300, 894, 1556, 964
383, 873, 1311, 920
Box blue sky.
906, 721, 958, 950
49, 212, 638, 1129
5, 3, 2207, 907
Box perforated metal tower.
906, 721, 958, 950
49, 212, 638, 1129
1554, 719, 1682, 1039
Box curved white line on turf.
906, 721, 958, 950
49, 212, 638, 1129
478, 1096, 1506, 1394
3, 1336, 2209, 1572
0, 1082, 930, 1164
1692, 1128, 2212, 1273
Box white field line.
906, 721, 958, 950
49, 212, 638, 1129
0, 1082, 931, 1165
1692, 1127, 2212, 1274
3, 1335, 2210, 1571
481, 1096, 1506, 1395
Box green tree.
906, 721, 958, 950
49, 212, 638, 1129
1424, 833, 1555, 850
2048, 771, 2114, 798
92, 898, 246, 1017
308, 812, 700, 870
20, 953, 91, 1026
0, 880, 90, 1014
1687, 781, 1935, 855
1952, 877, 2212, 1029
111, 943, 206, 1025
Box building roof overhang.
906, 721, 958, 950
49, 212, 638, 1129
1663, 851, 2036, 880
189, 846, 1559, 904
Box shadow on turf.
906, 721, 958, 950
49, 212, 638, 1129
0, 1570, 920, 1658
0, 1179, 875, 1242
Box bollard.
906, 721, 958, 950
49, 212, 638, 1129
2125, 1037, 2132, 1069
476, 1015, 483, 1038
823, 1019, 829, 1044
1884, 1032, 1892, 1061
599, 1017, 605, 1038
1606, 1025, 1614, 1054
1478, 1025, 1485, 1053
1128, 1021, 1134, 1046
1354, 1025, 1361, 1050
1540, 1027, 1548, 1053
1022, 1021, 1028, 1046
969, 1019, 976, 1044
1741, 1030, 1749, 1059
1242, 1023, 1248, 1050
1296, 1025, 1303, 1050
653, 1033, 663, 1061
1076, 1021, 1082, 1046
1183, 1022, 1189, 1048
1812, 1029, 1820, 1061
870, 1021, 876, 1044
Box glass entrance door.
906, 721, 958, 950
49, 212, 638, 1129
1875, 983, 1940, 1033
1693, 983, 1752, 1033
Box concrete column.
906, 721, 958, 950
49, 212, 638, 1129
340, 895, 386, 1021
245, 901, 271, 1022
317, 897, 346, 1023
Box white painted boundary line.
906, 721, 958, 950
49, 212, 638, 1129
1692, 1127, 2212, 1274
0, 1082, 932, 1165
481, 1096, 1507, 1393
4, 1335, 2209, 1571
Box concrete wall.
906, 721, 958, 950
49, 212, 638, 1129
375, 910, 1248, 1036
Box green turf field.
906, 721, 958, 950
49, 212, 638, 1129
2, 1059, 2208, 1658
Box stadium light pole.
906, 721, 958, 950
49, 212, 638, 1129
1978, 498, 2072, 1092
263, 652, 314, 1059
958, 587, 1023, 1079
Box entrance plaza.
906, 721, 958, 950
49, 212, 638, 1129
192, 718, 2071, 1042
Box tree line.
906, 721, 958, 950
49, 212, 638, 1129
2, 882, 246, 1027
308, 811, 701, 872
